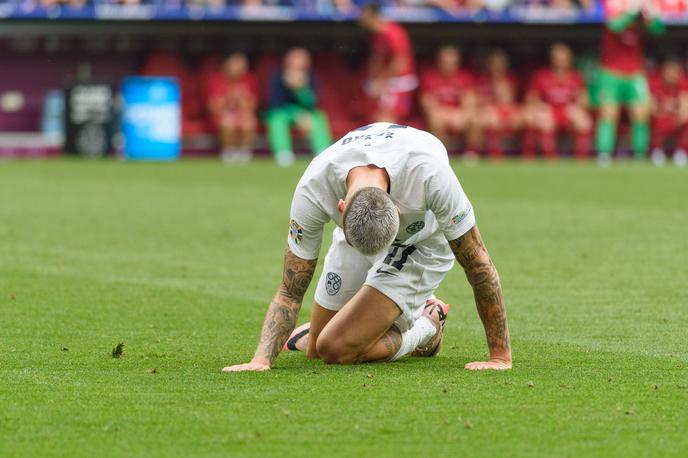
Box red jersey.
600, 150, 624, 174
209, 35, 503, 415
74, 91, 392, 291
529, 68, 585, 107
600, 21, 647, 75
600, 0, 648, 75
372, 21, 415, 77
650, 74, 688, 117
475, 74, 518, 106
206, 73, 257, 109
421, 69, 474, 107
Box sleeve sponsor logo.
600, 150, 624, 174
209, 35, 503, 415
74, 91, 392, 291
325, 272, 342, 296
289, 219, 304, 244
451, 204, 473, 225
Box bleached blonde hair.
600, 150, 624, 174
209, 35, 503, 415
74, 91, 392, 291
342, 187, 398, 256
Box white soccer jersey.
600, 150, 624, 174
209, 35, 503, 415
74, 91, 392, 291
287, 122, 475, 260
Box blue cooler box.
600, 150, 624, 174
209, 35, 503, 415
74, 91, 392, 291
121, 77, 181, 161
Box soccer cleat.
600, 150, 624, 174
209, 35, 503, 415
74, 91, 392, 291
283, 322, 310, 352
674, 149, 687, 168
411, 298, 450, 357
276, 150, 295, 167
221, 149, 243, 163
236, 148, 253, 163
462, 151, 480, 167
651, 148, 667, 167
596, 155, 612, 168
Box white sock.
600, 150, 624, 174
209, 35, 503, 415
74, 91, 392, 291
390, 316, 436, 361
651, 148, 666, 166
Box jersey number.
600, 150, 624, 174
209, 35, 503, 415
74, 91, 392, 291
378, 243, 416, 273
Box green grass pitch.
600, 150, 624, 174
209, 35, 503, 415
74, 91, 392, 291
1, 159, 687, 457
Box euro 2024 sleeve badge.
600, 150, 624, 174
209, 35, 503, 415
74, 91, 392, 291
289, 219, 304, 244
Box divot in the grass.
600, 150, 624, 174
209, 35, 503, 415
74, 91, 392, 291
111, 342, 125, 358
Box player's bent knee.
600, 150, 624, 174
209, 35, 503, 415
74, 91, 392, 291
316, 335, 356, 365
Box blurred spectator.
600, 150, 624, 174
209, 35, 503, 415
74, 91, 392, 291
297, 0, 355, 14
649, 58, 688, 167
265, 47, 332, 167
359, 2, 417, 123
332, 0, 355, 13
428, 0, 485, 12
40, 0, 88, 6
483, 0, 511, 10
476, 48, 521, 159
420, 45, 480, 154
595, 0, 665, 165
522, 43, 592, 159
243, 0, 293, 6
206, 52, 258, 163
516, 0, 594, 10
98, 0, 154, 4
655, 0, 688, 14
188, 0, 227, 6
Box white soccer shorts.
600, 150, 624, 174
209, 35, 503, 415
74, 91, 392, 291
314, 227, 454, 332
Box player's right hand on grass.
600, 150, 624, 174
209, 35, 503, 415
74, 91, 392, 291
464, 358, 512, 371
222, 360, 271, 373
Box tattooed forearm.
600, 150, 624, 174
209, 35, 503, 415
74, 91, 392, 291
254, 299, 299, 363
278, 248, 316, 303
253, 248, 317, 364
449, 226, 511, 358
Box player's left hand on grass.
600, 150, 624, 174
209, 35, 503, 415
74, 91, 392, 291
465, 359, 512, 371
222, 360, 271, 373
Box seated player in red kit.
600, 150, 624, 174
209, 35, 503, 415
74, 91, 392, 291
649, 57, 688, 167
523, 43, 592, 160
420, 46, 480, 155
476, 49, 521, 160
206, 52, 258, 162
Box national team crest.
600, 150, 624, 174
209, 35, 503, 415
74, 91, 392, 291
406, 221, 425, 234
289, 219, 303, 244
325, 272, 342, 296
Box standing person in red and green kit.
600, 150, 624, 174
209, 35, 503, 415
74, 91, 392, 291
596, 0, 665, 165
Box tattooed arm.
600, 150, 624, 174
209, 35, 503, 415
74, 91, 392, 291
449, 225, 512, 370
223, 248, 317, 372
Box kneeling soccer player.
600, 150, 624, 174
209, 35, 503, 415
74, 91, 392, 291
223, 123, 511, 372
